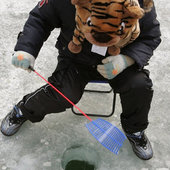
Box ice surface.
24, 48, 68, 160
0, 0, 170, 169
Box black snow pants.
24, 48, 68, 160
18, 57, 153, 133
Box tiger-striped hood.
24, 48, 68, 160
82, 0, 144, 47
68, 0, 152, 55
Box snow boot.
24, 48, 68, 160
1, 105, 27, 136
125, 131, 153, 160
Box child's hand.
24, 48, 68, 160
97, 54, 134, 79
11, 51, 35, 72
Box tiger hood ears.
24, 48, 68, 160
71, 0, 154, 13
123, 0, 144, 19
143, 0, 154, 12
123, 0, 153, 19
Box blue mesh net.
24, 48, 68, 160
86, 118, 126, 155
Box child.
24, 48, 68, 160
1, 0, 161, 160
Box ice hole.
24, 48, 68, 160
61, 145, 100, 170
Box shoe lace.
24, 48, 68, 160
9, 106, 25, 124
128, 131, 147, 148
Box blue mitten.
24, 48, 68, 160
11, 51, 35, 72
97, 54, 134, 79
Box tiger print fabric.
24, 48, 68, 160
68, 0, 153, 55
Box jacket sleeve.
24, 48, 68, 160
121, 4, 161, 69
14, 0, 61, 58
